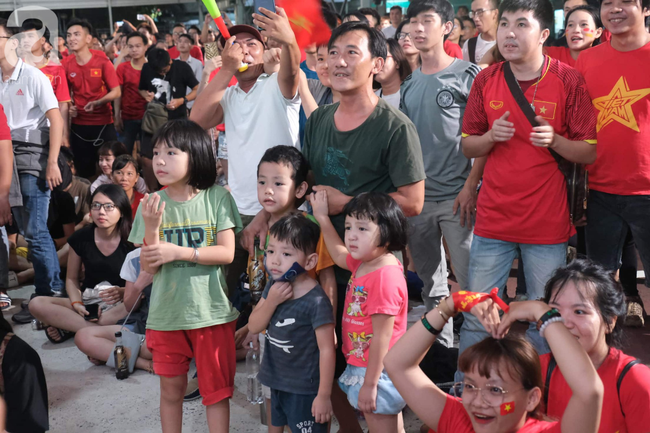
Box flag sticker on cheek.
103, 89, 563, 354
500, 401, 515, 415
584, 28, 594, 37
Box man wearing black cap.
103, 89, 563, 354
191, 6, 301, 294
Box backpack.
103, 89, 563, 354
544, 356, 641, 417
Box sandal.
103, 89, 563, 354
0, 293, 11, 311
44, 326, 74, 344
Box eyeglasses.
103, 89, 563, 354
396, 32, 411, 40
452, 382, 522, 407
91, 202, 116, 212
469, 8, 496, 18
0, 36, 11, 39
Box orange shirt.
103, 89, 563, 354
462, 57, 596, 244
576, 41, 650, 195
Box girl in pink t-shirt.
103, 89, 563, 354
312, 191, 408, 433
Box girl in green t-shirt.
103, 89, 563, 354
130, 120, 242, 433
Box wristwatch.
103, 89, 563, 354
183, 96, 188, 105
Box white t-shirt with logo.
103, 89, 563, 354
220, 73, 300, 215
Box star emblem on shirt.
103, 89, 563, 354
592, 76, 650, 132
539, 106, 547, 114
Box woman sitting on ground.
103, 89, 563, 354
111, 155, 144, 219
385, 286, 604, 433
75, 248, 154, 371
29, 184, 134, 343
90, 141, 147, 194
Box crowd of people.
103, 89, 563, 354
0, 0, 649, 431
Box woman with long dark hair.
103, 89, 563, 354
30, 184, 134, 343
375, 39, 413, 108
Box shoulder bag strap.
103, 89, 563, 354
468, 37, 478, 64
544, 355, 557, 409
617, 359, 641, 417
502, 61, 563, 164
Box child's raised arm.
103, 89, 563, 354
247, 282, 293, 334
310, 190, 349, 270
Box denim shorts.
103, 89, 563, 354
338, 364, 406, 415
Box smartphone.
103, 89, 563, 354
84, 304, 100, 321
137, 14, 145, 21
116, 21, 124, 27
254, 0, 275, 17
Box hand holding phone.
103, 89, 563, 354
116, 21, 124, 27
84, 304, 100, 321
137, 14, 145, 21
254, 0, 276, 18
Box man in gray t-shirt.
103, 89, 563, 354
400, 0, 485, 347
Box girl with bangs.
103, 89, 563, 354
385, 280, 604, 432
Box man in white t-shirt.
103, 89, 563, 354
462, 0, 498, 64
191, 9, 300, 293
382, 6, 403, 39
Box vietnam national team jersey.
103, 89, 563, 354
462, 57, 597, 244
541, 349, 650, 433
0, 104, 10, 141
116, 61, 147, 120
38, 61, 71, 103
576, 41, 650, 195
64, 50, 119, 125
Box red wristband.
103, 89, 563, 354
452, 288, 510, 313
143, 238, 148, 246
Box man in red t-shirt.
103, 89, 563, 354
168, 23, 204, 65
64, 18, 121, 179
20, 20, 72, 148
0, 103, 15, 306
115, 32, 148, 155
577, 0, 650, 327
460, 0, 597, 358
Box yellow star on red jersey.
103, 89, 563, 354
592, 76, 650, 132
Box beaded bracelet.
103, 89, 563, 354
536, 308, 561, 331
539, 316, 563, 339
421, 313, 443, 335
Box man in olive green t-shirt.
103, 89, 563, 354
241, 21, 425, 433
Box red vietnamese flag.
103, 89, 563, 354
90, 69, 102, 78
277, 0, 331, 49
500, 401, 515, 415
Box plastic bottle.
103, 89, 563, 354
246, 342, 263, 404
114, 332, 129, 380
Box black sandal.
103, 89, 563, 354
44, 326, 74, 344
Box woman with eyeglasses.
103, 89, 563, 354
374, 39, 412, 109
448, 17, 464, 47
384, 286, 604, 432
30, 184, 134, 344
395, 21, 421, 73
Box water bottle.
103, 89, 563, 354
246, 342, 263, 404
114, 332, 129, 380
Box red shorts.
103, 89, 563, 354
146, 320, 237, 406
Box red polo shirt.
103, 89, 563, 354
462, 57, 597, 244
64, 50, 120, 125
116, 61, 147, 121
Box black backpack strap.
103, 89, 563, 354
617, 359, 641, 417
544, 355, 557, 409
468, 37, 478, 64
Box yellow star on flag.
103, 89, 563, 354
290, 14, 314, 35
504, 404, 511, 411
592, 76, 650, 132
539, 106, 547, 114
